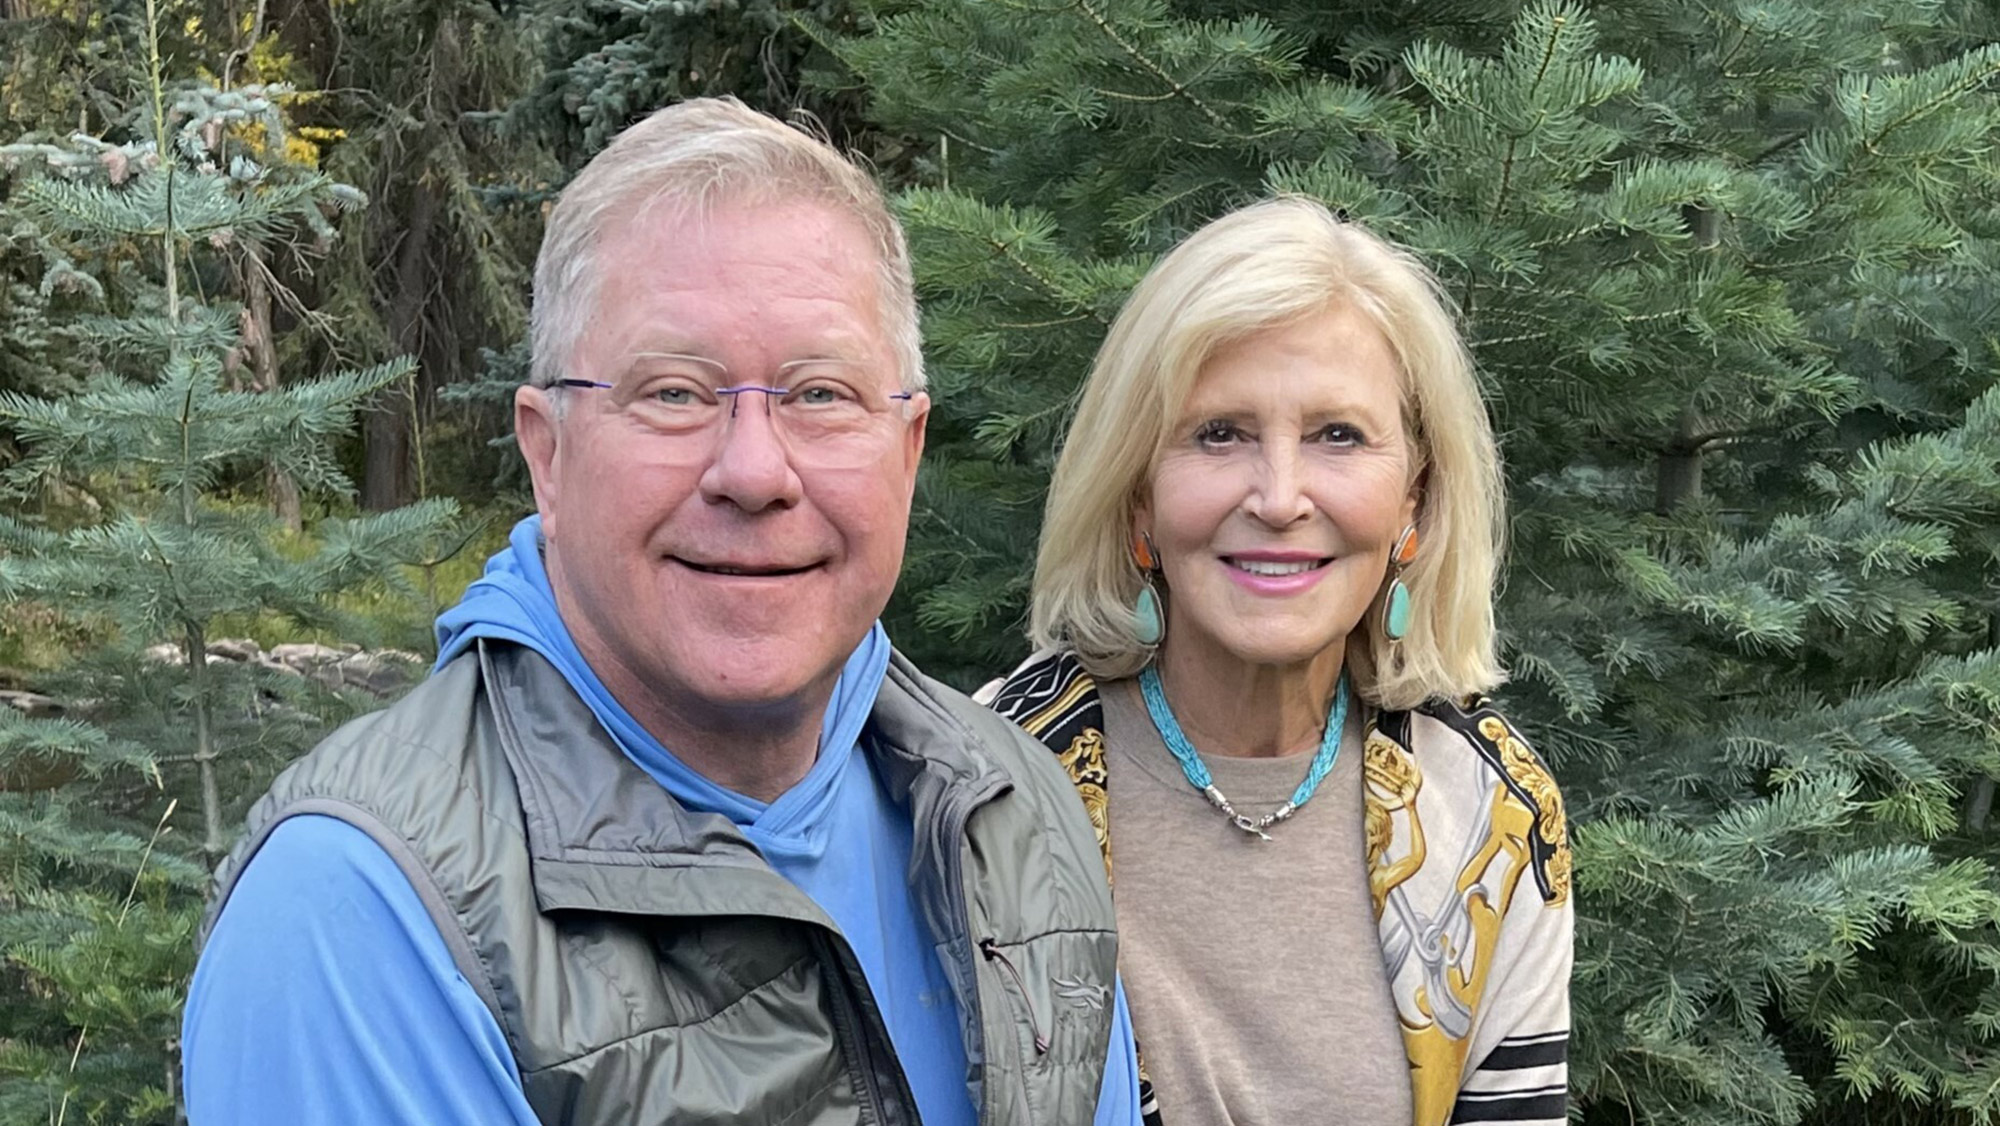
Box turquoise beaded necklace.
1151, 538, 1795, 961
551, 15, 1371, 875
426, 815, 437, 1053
1137, 665, 1350, 842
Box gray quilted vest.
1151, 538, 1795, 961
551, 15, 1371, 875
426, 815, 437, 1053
201, 640, 1119, 1124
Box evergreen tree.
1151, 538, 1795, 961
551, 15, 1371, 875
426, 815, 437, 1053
831, 2, 2000, 1122
0, 6, 456, 1118
256, 0, 550, 510
510, 0, 864, 168
0, 0, 202, 406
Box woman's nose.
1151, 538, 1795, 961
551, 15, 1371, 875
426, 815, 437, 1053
1242, 442, 1313, 528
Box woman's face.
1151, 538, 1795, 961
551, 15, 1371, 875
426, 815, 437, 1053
1140, 305, 1420, 675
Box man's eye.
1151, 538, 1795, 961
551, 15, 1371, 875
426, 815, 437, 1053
789, 383, 859, 408
641, 381, 705, 407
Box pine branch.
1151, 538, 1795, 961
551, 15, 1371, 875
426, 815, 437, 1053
1064, 0, 1240, 137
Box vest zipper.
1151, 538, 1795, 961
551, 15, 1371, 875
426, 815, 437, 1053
813, 930, 913, 1126
935, 777, 1013, 1120
979, 937, 1051, 1055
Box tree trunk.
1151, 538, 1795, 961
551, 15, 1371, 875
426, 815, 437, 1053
182, 622, 225, 864
1657, 206, 1723, 514
1655, 408, 1706, 513
167, 1035, 186, 1125
362, 176, 437, 511
241, 247, 303, 530
1971, 611, 2000, 830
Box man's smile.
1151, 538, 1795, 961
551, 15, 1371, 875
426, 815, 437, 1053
669, 555, 824, 577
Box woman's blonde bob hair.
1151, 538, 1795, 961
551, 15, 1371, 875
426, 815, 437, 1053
1029, 197, 1505, 711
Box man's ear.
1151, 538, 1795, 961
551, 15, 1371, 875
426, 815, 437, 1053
516, 385, 563, 539
900, 391, 931, 498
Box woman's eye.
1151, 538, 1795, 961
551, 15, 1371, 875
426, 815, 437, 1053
1315, 423, 1365, 447
1194, 420, 1240, 447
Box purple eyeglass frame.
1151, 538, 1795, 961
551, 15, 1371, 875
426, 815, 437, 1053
554, 379, 913, 416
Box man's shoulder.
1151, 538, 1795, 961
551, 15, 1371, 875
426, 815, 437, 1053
215, 655, 495, 887
203, 653, 526, 943
880, 650, 1091, 807
882, 650, 1118, 933
290, 652, 487, 781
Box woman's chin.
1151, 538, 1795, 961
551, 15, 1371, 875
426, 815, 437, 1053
1188, 623, 1357, 673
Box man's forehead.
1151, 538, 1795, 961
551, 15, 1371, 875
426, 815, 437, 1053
576, 194, 901, 384
606, 325, 882, 362
592, 205, 884, 309
604, 189, 872, 258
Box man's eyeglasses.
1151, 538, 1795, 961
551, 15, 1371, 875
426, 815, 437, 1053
551, 354, 916, 470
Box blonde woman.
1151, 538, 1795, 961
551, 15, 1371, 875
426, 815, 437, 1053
985, 198, 1573, 1126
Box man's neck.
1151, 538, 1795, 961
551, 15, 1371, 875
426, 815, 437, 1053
576, 635, 834, 804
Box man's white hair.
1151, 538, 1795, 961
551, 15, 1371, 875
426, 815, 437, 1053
529, 97, 924, 394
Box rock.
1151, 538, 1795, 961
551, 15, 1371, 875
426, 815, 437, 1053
207, 638, 263, 662
336, 650, 423, 697
270, 642, 356, 670
142, 639, 416, 699
143, 642, 228, 666
0, 689, 63, 718
253, 654, 303, 678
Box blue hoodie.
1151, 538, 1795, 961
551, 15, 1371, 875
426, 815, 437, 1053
183, 517, 1140, 1125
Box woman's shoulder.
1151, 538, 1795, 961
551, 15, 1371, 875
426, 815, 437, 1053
1372, 694, 1571, 908
1373, 695, 1560, 801
977, 647, 1104, 745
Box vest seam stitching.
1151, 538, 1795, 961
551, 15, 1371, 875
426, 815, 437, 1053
247, 796, 516, 1057
884, 659, 1100, 903
557, 919, 649, 1031
298, 733, 537, 846
978, 927, 1116, 942
515, 950, 818, 1074
250, 714, 536, 1055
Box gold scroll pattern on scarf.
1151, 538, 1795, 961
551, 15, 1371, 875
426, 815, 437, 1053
1058, 728, 1113, 886
1479, 715, 1572, 907
1365, 726, 1541, 1126
1364, 728, 1426, 917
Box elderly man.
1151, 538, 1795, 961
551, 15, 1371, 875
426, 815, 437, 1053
181, 98, 1140, 1125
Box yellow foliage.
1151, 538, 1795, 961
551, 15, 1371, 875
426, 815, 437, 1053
250, 34, 303, 86
285, 135, 322, 166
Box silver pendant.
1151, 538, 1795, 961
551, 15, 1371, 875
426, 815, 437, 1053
1230, 813, 1274, 841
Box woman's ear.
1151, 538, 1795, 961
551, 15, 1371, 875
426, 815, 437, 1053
1402, 463, 1428, 529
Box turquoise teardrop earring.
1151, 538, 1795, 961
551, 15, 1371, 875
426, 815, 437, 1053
1132, 532, 1166, 647
1384, 524, 1418, 643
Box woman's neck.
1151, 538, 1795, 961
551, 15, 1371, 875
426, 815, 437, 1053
1153, 637, 1347, 759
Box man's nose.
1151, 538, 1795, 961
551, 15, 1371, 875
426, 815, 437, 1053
697, 391, 803, 512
